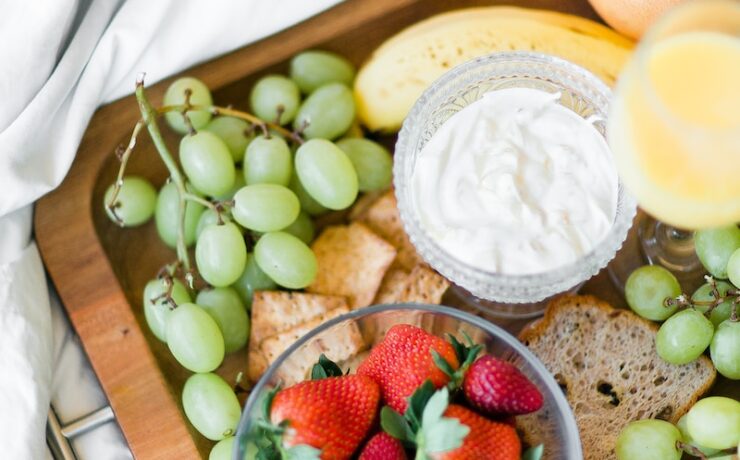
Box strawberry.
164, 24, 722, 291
357, 324, 461, 412
358, 432, 407, 460
380, 382, 520, 460
268, 373, 380, 459
462, 355, 543, 416
432, 405, 521, 460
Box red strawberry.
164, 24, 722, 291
462, 355, 543, 416
269, 374, 380, 459
357, 324, 460, 412
358, 432, 407, 460
432, 405, 520, 460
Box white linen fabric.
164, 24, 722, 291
0, 0, 341, 457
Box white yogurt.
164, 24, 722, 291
412, 87, 618, 274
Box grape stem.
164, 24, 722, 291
117, 76, 295, 288
664, 275, 740, 322
105, 119, 145, 226
156, 103, 305, 145
135, 75, 197, 287
677, 441, 708, 459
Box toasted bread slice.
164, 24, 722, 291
518, 295, 716, 460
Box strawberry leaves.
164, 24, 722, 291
418, 388, 469, 454
432, 333, 483, 390
311, 354, 344, 379
381, 381, 469, 459
522, 444, 544, 460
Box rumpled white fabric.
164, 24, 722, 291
0, 1, 341, 457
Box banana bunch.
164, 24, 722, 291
354, 7, 634, 132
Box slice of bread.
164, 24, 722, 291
519, 295, 716, 460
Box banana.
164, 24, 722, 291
355, 7, 634, 132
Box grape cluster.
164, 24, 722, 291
103, 50, 394, 458
616, 396, 740, 460
625, 225, 740, 380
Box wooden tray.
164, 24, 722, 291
34, 0, 737, 458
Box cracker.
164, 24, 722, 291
247, 291, 349, 382
338, 350, 370, 375
264, 307, 365, 384
308, 222, 396, 309
373, 268, 410, 304
398, 264, 450, 304
355, 190, 422, 271
348, 190, 384, 221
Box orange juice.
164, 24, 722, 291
608, 31, 740, 228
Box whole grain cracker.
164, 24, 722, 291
373, 268, 410, 304
265, 308, 365, 384
354, 190, 421, 271
307, 222, 396, 309
348, 190, 384, 221
398, 264, 450, 304
247, 291, 349, 382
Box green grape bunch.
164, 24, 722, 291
100, 50, 396, 456
624, 225, 740, 380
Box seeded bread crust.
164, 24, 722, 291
518, 295, 716, 460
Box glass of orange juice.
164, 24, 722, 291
607, 0, 740, 288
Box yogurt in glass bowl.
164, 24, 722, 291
394, 52, 636, 311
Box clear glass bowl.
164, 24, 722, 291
394, 52, 637, 304
234, 304, 581, 459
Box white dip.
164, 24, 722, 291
412, 87, 618, 274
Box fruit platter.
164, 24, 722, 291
35, 0, 740, 459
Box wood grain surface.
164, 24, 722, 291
37, 0, 736, 459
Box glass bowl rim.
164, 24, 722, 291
236, 302, 583, 458
393, 51, 637, 302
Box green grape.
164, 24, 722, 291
196, 287, 249, 353
232, 184, 300, 232
677, 415, 719, 457
232, 254, 277, 308
293, 83, 354, 140
196, 209, 235, 240
289, 50, 355, 94
204, 116, 252, 163
254, 232, 317, 289
180, 131, 236, 197
209, 436, 236, 460
195, 223, 247, 287
624, 265, 681, 321
214, 170, 246, 201
727, 248, 740, 287
655, 309, 714, 364
615, 419, 682, 460
691, 281, 734, 326
250, 75, 300, 125
695, 226, 740, 278
163, 77, 213, 134
295, 139, 358, 210
710, 320, 740, 379
182, 373, 241, 441
155, 182, 205, 248
142, 278, 191, 342
243, 135, 292, 186
289, 172, 328, 216
103, 176, 157, 227
686, 397, 740, 449
166, 303, 224, 372
283, 211, 315, 244
335, 138, 392, 192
